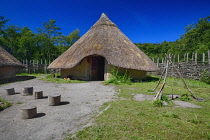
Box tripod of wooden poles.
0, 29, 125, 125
153, 54, 197, 101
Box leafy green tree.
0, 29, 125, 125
66, 29, 80, 46
36, 19, 62, 60
58, 29, 80, 53
0, 25, 21, 56
0, 16, 9, 36
18, 27, 36, 60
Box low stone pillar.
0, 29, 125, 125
5, 88, 15, 95
22, 87, 33, 96
48, 95, 61, 106
34, 91, 43, 99
21, 106, 37, 119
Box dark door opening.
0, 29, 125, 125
90, 56, 105, 81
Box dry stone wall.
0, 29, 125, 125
152, 62, 210, 80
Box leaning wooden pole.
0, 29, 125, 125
153, 67, 166, 91
154, 55, 170, 100
168, 59, 197, 99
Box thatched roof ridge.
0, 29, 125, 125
0, 46, 24, 67
48, 13, 159, 71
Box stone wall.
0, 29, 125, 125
152, 62, 210, 80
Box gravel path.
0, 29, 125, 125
0, 78, 116, 140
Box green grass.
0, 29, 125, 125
16, 73, 45, 78
16, 73, 86, 83
65, 76, 210, 140
16, 101, 23, 104
0, 98, 12, 111
40, 74, 86, 83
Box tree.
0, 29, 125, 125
0, 16, 9, 35
36, 19, 63, 60
18, 27, 36, 60
0, 25, 21, 56
58, 29, 80, 53
66, 29, 80, 46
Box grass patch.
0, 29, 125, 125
104, 68, 131, 85
16, 101, 23, 104
16, 73, 45, 78
67, 100, 210, 140
66, 76, 210, 140
40, 74, 86, 83
0, 98, 12, 111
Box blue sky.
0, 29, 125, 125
1, 0, 210, 43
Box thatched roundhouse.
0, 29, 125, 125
48, 13, 159, 81
0, 46, 24, 79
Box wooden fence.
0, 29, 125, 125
21, 59, 52, 74
151, 50, 210, 80
21, 51, 210, 80
152, 50, 210, 66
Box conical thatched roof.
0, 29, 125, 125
48, 13, 159, 71
0, 46, 24, 67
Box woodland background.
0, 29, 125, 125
0, 16, 209, 62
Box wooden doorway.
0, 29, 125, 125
90, 56, 105, 81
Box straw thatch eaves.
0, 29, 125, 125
48, 13, 158, 71
0, 46, 24, 67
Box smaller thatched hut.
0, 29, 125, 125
48, 13, 159, 81
0, 46, 24, 79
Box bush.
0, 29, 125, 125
153, 99, 163, 107
0, 98, 11, 111
200, 70, 210, 84
104, 68, 131, 85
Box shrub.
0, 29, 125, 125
0, 98, 11, 111
104, 68, 131, 85
153, 99, 163, 107
200, 70, 210, 84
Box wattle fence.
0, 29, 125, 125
151, 51, 210, 80
21, 59, 52, 74
21, 51, 210, 80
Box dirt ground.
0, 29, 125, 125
0, 77, 202, 140
0, 78, 116, 140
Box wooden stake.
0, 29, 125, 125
153, 68, 166, 91
154, 55, 170, 100
168, 58, 197, 99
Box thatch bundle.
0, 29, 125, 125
48, 13, 158, 72
0, 46, 24, 67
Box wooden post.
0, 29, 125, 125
195, 52, 197, 64
186, 53, 189, 63
34, 91, 43, 99
192, 52, 194, 61
169, 59, 197, 99
154, 55, 170, 100
21, 106, 37, 119
177, 54, 180, 63
5, 88, 15, 95
22, 87, 33, 96
173, 55, 175, 63
202, 53, 205, 64
157, 58, 159, 67
48, 95, 61, 106
208, 50, 210, 64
